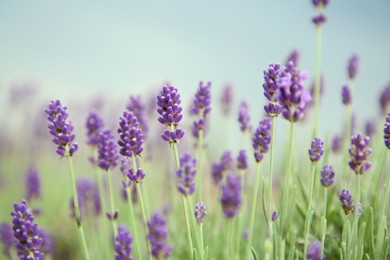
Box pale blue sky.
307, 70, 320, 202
0, 1, 389, 136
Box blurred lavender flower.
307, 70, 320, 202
252, 117, 272, 163
176, 153, 197, 196
379, 83, 390, 114
45, 100, 78, 157
384, 113, 390, 149
339, 189, 354, 215
25, 166, 40, 201
157, 85, 185, 143
192, 119, 208, 140
114, 225, 133, 260
127, 95, 148, 138
352, 203, 363, 217
194, 202, 207, 224
271, 211, 278, 222
238, 101, 251, 133
211, 151, 233, 185
118, 111, 144, 158
312, 0, 329, 8
97, 129, 119, 171
307, 240, 324, 260
0, 223, 13, 256
285, 49, 300, 66
237, 149, 248, 171
312, 14, 327, 25
365, 119, 376, 137
331, 135, 343, 153
11, 200, 44, 260
220, 84, 234, 115
191, 81, 212, 117
348, 54, 359, 80
263, 63, 282, 117
221, 174, 242, 218
320, 164, 335, 187
147, 212, 172, 258
127, 168, 146, 183
341, 85, 352, 105
349, 133, 372, 175
86, 112, 104, 147
70, 178, 101, 219
39, 228, 54, 255
308, 137, 324, 164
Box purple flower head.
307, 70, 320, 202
348, 54, 359, 80
339, 189, 354, 215
194, 202, 207, 224
11, 200, 44, 260
352, 203, 363, 216
365, 119, 376, 137
45, 100, 78, 157
192, 81, 212, 117
384, 113, 390, 149
97, 129, 119, 171
220, 84, 234, 115
312, 0, 329, 8
349, 133, 372, 175
25, 166, 40, 201
115, 225, 133, 260
331, 135, 343, 153
342, 84, 352, 105
320, 164, 335, 187
127, 168, 146, 183
285, 49, 300, 66
308, 137, 324, 164
307, 240, 324, 260
211, 151, 233, 185
263, 64, 283, 117
176, 153, 197, 196
237, 149, 248, 171
221, 174, 242, 218
238, 101, 251, 133
252, 117, 272, 163
312, 14, 327, 25
379, 83, 390, 114
118, 111, 144, 158
70, 178, 101, 219
127, 95, 148, 137
0, 223, 13, 256
192, 119, 208, 140
86, 112, 104, 147
147, 212, 172, 258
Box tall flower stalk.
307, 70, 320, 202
320, 164, 335, 257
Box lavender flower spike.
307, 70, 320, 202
45, 100, 78, 157
339, 189, 354, 215
349, 133, 372, 175
380, 83, 390, 114
238, 101, 251, 133
348, 54, 359, 80
237, 149, 248, 171
70, 178, 101, 219
192, 81, 212, 117
285, 49, 300, 66
11, 200, 44, 260
211, 151, 233, 185
25, 166, 41, 201
194, 202, 207, 224
220, 84, 234, 115
115, 225, 133, 260
312, 0, 329, 8
341, 85, 352, 105
308, 137, 324, 164
221, 174, 242, 218
97, 129, 119, 171
147, 212, 172, 258
263, 63, 282, 117
0, 223, 13, 256
384, 113, 390, 149
307, 240, 324, 260
312, 14, 327, 26
252, 117, 272, 163
320, 164, 335, 187
176, 153, 197, 196
86, 112, 104, 147
127, 95, 148, 137
118, 111, 144, 158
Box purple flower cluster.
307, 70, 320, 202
252, 117, 272, 163
312, 0, 329, 26
191, 81, 212, 117
379, 82, 390, 114
147, 212, 172, 258
341, 85, 352, 105
312, 14, 327, 25
176, 153, 197, 196
237, 149, 248, 171
332, 134, 343, 153
365, 119, 376, 137
118, 111, 144, 158
348, 133, 372, 175
384, 113, 390, 149
263, 63, 282, 117
127, 168, 146, 183
348, 54, 359, 80
0, 223, 13, 256
97, 129, 119, 171
11, 200, 44, 260
308, 137, 324, 164
114, 225, 133, 260
220, 84, 234, 115
221, 174, 242, 218
211, 151, 233, 185
194, 202, 207, 224
25, 166, 41, 201
320, 164, 335, 187
238, 101, 251, 133
307, 240, 324, 260
85, 112, 104, 147
45, 100, 78, 157
339, 189, 357, 216
39, 228, 53, 255
127, 95, 148, 137
285, 49, 300, 66
312, 0, 329, 8
70, 178, 101, 220
157, 85, 185, 143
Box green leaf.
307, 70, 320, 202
262, 177, 269, 226
251, 247, 259, 260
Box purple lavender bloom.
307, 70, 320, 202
176, 153, 197, 196
194, 202, 207, 224
276, 61, 311, 122
307, 240, 324, 260
384, 113, 390, 149
221, 174, 242, 218
115, 225, 133, 260
191, 81, 212, 117
339, 189, 354, 215
39, 228, 53, 255
352, 203, 363, 216
238, 101, 251, 133
285, 49, 300, 66
192, 119, 207, 140
312, 14, 327, 25
365, 119, 376, 137
147, 212, 172, 259
211, 151, 233, 185
331, 135, 343, 153
312, 0, 329, 8
308, 137, 324, 164
127, 168, 146, 183
320, 164, 335, 187
349, 133, 372, 175
45, 100, 78, 157
0, 223, 13, 256
70, 178, 101, 219
379, 83, 390, 114
11, 200, 44, 260
271, 211, 278, 222
263, 63, 283, 117
220, 84, 234, 115
118, 111, 144, 158
25, 166, 40, 201
348, 54, 359, 80
341, 85, 352, 105
86, 112, 104, 147
97, 129, 119, 171
237, 149, 248, 171
127, 95, 148, 137
252, 117, 272, 163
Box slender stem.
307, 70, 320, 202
126, 187, 142, 260
287, 122, 295, 186
308, 164, 316, 210
268, 116, 276, 223
197, 128, 204, 202
182, 196, 194, 259
247, 162, 261, 259
228, 219, 233, 259
321, 188, 328, 257
107, 169, 118, 237
354, 174, 361, 258
188, 197, 203, 260
343, 105, 352, 181
67, 154, 90, 260
200, 224, 204, 258
303, 164, 316, 258
313, 23, 323, 138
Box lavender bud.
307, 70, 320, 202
271, 211, 278, 222
39, 228, 54, 255
191, 81, 212, 117
312, 0, 329, 8
86, 112, 104, 147
147, 212, 172, 258
332, 134, 343, 153
349, 133, 372, 175
352, 203, 363, 217
263, 64, 282, 117
384, 113, 390, 149
320, 164, 335, 187
341, 85, 352, 105
97, 129, 119, 171
238, 101, 251, 133
176, 153, 197, 196
252, 117, 272, 163
25, 166, 41, 201
115, 225, 133, 260
307, 240, 324, 260
347, 54, 359, 80
312, 14, 327, 25
308, 137, 324, 164
127, 168, 146, 183
339, 189, 354, 215
194, 202, 207, 224
237, 150, 248, 171
70, 178, 101, 219
379, 83, 390, 114
221, 174, 242, 218
118, 111, 144, 158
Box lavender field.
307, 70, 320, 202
1, 1, 390, 260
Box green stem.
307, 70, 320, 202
67, 154, 90, 260
197, 128, 204, 202
313, 23, 323, 138
343, 105, 352, 181
247, 162, 261, 259
321, 188, 328, 258
287, 122, 295, 186
303, 164, 316, 259
268, 116, 276, 223
107, 169, 118, 237
308, 164, 316, 210
228, 219, 233, 259
377, 155, 390, 258
200, 223, 204, 258
126, 186, 142, 260
182, 196, 194, 259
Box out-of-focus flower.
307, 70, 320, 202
194, 202, 207, 224
349, 133, 372, 175
176, 153, 197, 196
307, 240, 324, 260
25, 166, 41, 201
347, 54, 359, 80
237, 150, 248, 171
342, 85, 352, 105
114, 225, 133, 260
220, 84, 234, 116
308, 137, 324, 164
221, 174, 242, 218
320, 165, 335, 187
97, 129, 119, 171
86, 112, 104, 148
252, 117, 272, 163
147, 212, 172, 258
211, 151, 233, 185
238, 101, 251, 133
384, 113, 390, 149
